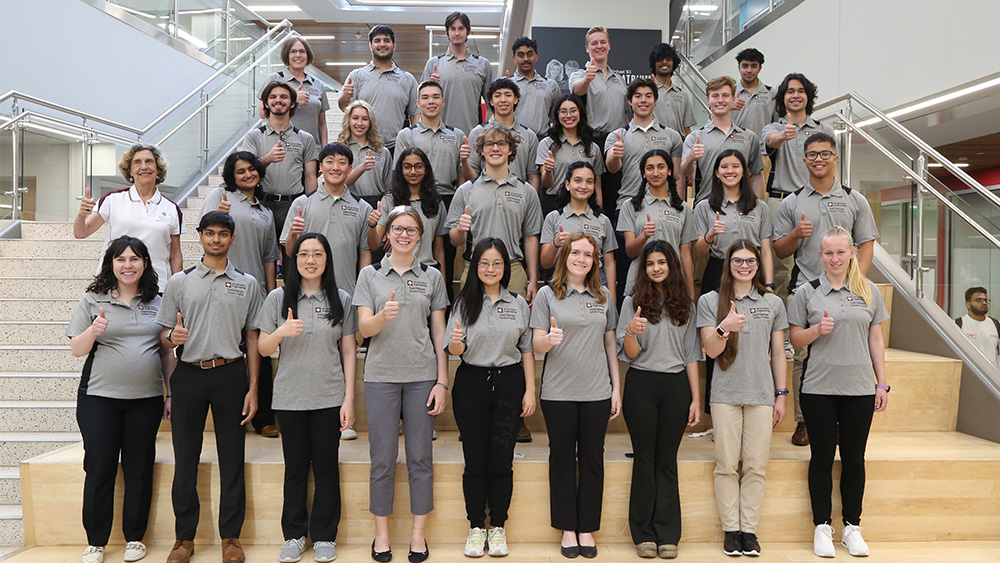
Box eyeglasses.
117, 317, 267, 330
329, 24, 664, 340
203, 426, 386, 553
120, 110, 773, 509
390, 225, 420, 236
972, 298, 991, 304
731, 257, 758, 267
482, 140, 509, 149
804, 150, 836, 161
296, 251, 326, 260
558, 108, 580, 116
477, 260, 504, 270
402, 162, 426, 171
289, 49, 307, 55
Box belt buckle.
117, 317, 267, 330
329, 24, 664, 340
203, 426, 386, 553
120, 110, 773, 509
199, 358, 218, 369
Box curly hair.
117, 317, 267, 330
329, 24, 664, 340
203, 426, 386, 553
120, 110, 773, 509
338, 100, 384, 153
632, 239, 691, 326
118, 143, 168, 184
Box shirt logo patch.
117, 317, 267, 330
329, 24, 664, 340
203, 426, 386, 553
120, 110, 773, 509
225, 282, 232, 288
224, 281, 248, 298
586, 302, 593, 308
407, 280, 414, 286
504, 191, 525, 204
406, 279, 429, 293
315, 306, 323, 313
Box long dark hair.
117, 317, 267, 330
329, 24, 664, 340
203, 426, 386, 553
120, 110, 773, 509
544, 94, 596, 158
708, 149, 757, 216
632, 239, 691, 326
455, 238, 511, 327
555, 161, 603, 215
281, 233, 345, 326
631, 149, 683, 212
221, 151, 267, 202
391, 147, 441, 219
715, 239, 766, 370
86, 236, 159, 303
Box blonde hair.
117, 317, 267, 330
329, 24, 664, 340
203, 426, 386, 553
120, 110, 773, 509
118, 143, 168, 184
551, 232, 605, 304
585, 26, 609, 45
822, 226, 872, 307
338, 100, 384, 153
705, 75, 737, 96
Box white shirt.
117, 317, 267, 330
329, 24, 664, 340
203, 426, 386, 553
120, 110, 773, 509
98, 186, 185, 292
959, 314, 1000, 366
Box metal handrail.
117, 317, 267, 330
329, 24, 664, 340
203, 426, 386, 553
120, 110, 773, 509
678, 51, 709, 85
816, 90, 1000, 210
228, 0, 273, 29
0, 111, 137, 146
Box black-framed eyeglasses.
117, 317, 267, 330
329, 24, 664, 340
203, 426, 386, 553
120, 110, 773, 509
390, 225, 420, 236
731, 257, 758, 267
804, 150, 836, 161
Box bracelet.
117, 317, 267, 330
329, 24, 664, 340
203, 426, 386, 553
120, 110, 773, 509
435, 382, 449, 391
624, 327, 636, 337
165, 394, 172, 398
774, 388, 789, 397
765, 283, 776, 289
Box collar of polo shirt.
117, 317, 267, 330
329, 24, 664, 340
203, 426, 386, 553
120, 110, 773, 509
629, 119, 663, 133
701, 120, 739, 135
445, 52, 469, 62
376, 254, 422, 276
264, 121, 295, 136
737, 82, 771, 96
316, 187, 357, 203
193, 259, 238, 279
563, 283, 601, 298
643, 192, 673, 206
481, 172, 520, 188
737, 286, 763, 301
556, 132, 582, 145
128, 185, 162, 203
487, 287, 516, 304
658, 81, 681, 93
94, 292, 142, 308
816, 273, 839, 295
802, 178, 846, 198
561, 204, 595, 219
416, 119, 443, 133
298, 287, 327, 300
368, 61, 401, 73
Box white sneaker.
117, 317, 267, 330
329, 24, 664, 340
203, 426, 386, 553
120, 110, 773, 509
279, 536, 305, 562
784, 337, 794, 359
487, 527, 509, 557
123, 541, 146, 562
464, 527, 486, 557
340, 427, 358, 440
82, 546, 104, 563
841, 524, 870, 557
813, 524, 836, 558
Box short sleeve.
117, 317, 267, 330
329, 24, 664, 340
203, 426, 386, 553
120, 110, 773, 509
669, 131, 683, 158
66, 294, 96, 338
770, 294, 789, 333
263, 213, 281, 262
758, 200, 774, 240
540, 210, 559, 245
682, 318, 702, 364
280, 194, 308, 244
302, 134, 319, 162
244, 277, 264, 331
697, 292, 719, 328
393, 130, 409, 167
155, 274, 184, 328
568, 69, 586, 90
199, 188, 224, 220
680, 204, 698, 244
589, 143, 607, 175
429, 269, 449, 311
760, 121, 780, 143
603, 128, 624, 154
786, 287, 810, 327
376, 194, 393, 227
616, 295, 643, 360
522, 188, 543, 237
445, 185, 469, 229
238, 128, 259, 154
693, 200, 711, 240
405, 75, 420, 117
515, 297, 533, 353
523, 133, 540, 176
357, 200, 373, 252
255, 288, 284, 334
600, 215, 618, 253
420, 58, 434, 83
97, 193, 113, 222
340, 290, 359, 335
746, 135, 764, 174
603, 287, 618, 332
319, 88, 331, 113
682, 130, 697, 160
352, 268, 375, 310
434, 202, 450, 237
378, 149, 393, 190
529, 287, 553, 330
869, 283, 890, 326
681, 95, 696, 129
536, 137, 552, 166
850, 193, 880, 244
617, 203, 637, 234
772, 196, 796, 241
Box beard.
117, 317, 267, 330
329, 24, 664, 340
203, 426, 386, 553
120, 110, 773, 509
373, 48, 394, 63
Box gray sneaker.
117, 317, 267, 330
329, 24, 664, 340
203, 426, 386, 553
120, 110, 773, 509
313, 541, 337, 562
279, 536, 306, 562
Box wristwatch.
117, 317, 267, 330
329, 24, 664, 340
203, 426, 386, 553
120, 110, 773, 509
876, 384, 891, 393
716, 325, 729, 339
165, 328, 174, 344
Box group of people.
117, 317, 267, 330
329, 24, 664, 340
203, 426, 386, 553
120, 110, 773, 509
68, 13, 892, 563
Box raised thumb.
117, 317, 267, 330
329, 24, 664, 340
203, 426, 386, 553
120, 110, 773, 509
222, 191, 228, 201
550, 316, 558, 329
176, 313, 184, 328
715, 211, 720, 221
464, 205, 470, 215
505, 70, 510, 78
455, 319, 461, 330
287, 308, 294, 320
463, 135, 469, 145
389, 290, 396, 301
98, 307, 106, 319
434, 63, 438, 73
548, 149, 553, 158
346, 77, 352, 84
634, 306, 642, 318
696, 134, 701, 144
297, 206, 303, 218
367, 149, 372, 158
617, 131, 622, 143
801, 211, 807, 222
376, 201, 381, 211
730, 300, 737, 313
823, 309, 830, 318
85, 187, 91, 199
558, 224, 564, 233
646, 212, 652, 222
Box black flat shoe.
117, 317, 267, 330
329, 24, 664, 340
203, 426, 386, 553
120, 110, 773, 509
408, 540, 428, 563
561, 545, 580, 558
579, 545, 598, 558
371, 539, 392, 562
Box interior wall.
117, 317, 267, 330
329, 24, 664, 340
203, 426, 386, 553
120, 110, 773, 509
524, 0, 671, 45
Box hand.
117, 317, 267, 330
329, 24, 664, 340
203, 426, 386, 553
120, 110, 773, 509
340, 400, 355, 430
706, 211, 725, 242
612, 131, 625, 159
584, 57, 597, 82
874, 387, 889, 412
290, 206, 305, 236
817, 309, 834, 335
628, 305, 647, 335
553, 224, 569, 248
427, 384, 446, 416
170, 313, 189, 346
91, 307, 108, 336
79, 187, 96, 215
642, 212, 656, 239
609, 389, 622, 421
240, 389, 258, 426
459, 135, 471, 161
521, 390, 536, 417
783, 114, 797, 140
362, 149, 376, 171
368, 201, 382, 227
543, 149, 555, 173
383, 291, 399, 320
773, 394, 786, 427
266, 141, 286, 164
689, 134, 705, 162
688, 401, 701, 426
430, 63, 441, 83
342, 76, 354, 99
450, 319, 464, 345
525, 280, 538, 305
217, 191, 231, 213
505, 69, 511, 79
279, 308, 304, 338
720, 300, 746, 333
162, 397, 171, 421
458, 205, 472, 232
547, 317, 564, 347
792, 211, 813, 239
296, 83, 310, 106
733, 96, 746, 111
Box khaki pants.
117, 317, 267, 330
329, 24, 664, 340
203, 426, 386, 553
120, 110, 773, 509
711, 403, 773, 533
765, 195, 794, 305
461, 259, 528, 297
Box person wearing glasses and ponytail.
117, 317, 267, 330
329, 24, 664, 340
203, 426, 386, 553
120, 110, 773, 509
698, 239, 787, 558
787, 226, 889, 558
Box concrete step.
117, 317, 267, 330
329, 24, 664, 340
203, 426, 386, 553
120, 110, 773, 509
0, 239, 203, 259
0, 432, 79, 466
0, 401, 78, 432
17, 222, 199, 241
0, 298, 78, 318
0, 504, 23, 547
0, 346, 83, 373
186, 196, 205, 210
0, 323, 68, 346
0, 258, 197, 278
0, 373, 79, 401
0, 468, 20, 504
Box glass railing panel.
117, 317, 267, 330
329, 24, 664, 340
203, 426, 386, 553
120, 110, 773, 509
673, 65, 710, 129
0, 122, 15, 222
679, 1, 725, 64
205, 70, 258, 159
15, 124, 86, 222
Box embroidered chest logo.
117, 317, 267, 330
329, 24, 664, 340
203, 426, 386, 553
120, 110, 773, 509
496, 307, 518, 321
223, 281, 248, 297
504, 191, 525, 205
750, 307, 770, 320
406, 279, 429, 293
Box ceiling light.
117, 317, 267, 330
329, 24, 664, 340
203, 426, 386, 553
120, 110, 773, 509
246, 5, 302, 12
927, 162, 970, 168
856, 76, 1000, 128
683, 4, 719, 11
300, 35, 336, 40
358, 0, 503, 5
177, 8, 223, 14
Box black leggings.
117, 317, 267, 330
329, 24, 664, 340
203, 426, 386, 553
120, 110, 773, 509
800, 393, 875, 526
700, 255, 724, 413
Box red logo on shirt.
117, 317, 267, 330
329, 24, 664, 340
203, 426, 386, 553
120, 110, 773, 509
341, 205, 348, 211
846, 296, 854, 301
315, 307, 322, 313
137, 304, 144, 310
586, 302, 594, 308
497, 307, 504, 313
750, 308, 757, 314
225, 282, 232, 288
663, 210, 671, 216
827, 201, 835, 207
505, 191, 511, 197
407, 280, 414, 286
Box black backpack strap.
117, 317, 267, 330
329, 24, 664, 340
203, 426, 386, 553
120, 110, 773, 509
258, 125, 267, 133
810, 278, 822, 289
842, 184, 853, 194
372, 261, 382, 271
183, 266, 197, 274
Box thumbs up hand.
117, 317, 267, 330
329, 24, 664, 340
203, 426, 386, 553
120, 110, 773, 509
91, 307, 108, 336
368, 201, 383, 227
79, 187, 96, 215
266, 141, 286, 164
628, 306, 647, 336
733, 95, 746, 111
458, 205, 472, 232
783, 114, 797, 140
547, 317, 564, 347
295, 82, 310, 106
690, 134, 705, 161
217, 191, 231, 213
342, 76, 354, 99
362, 149, 376, 171
554, 223, 569, 248
459, 135, 471, 161
383, 290, 399, 320
818, 309, 835, 335
642, 212, 656, 239
430, 63, 441, 83
290, 206, 305, 236
543, 149, 555, 173
612, 131, 625, 159
585, 57, 597, 82
720, 300, 746, 333
279, 307, 304, 338
792, 211, 813, 239
450, 319, 464, 345
706, 211, 726, 242
170, 313, 189, 346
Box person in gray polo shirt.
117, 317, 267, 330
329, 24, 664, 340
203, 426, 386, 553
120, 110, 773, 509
787, 226, 889, 558
354, 206, 450, 561
617, 240, 700, 559
530, 232, 620, 558
339, 100, 393, 209
697, 240, 787, 558
732, 48, 778, 147
339, 25, 420, 150
68, 236, 169, 563
261, 37, 331, 145
537, 94, 606, 217
510, 37, 561, 138
648, 43, 696, 137
282, 143, 373, 297
256, 233, 358, 563
155, 211, 263, 563
421, 11, 494, 139
569, 26, 628, 137
466, 78, 541, 191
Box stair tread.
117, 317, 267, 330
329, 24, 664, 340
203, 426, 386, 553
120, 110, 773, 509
0, 432, 80, 441
0, 467, 18, 478
0, 401, 76, 408
0, 505, 21, 519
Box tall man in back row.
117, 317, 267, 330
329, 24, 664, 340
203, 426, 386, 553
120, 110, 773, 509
648, 43, 696, 138
510, 36, 561, 138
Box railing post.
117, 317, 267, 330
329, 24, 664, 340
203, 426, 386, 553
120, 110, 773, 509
224, 0, 232, 64
915, 152, 928, 298
839, 101, 853, 187
199, 90, 209, 172
170, 0, 179, 38
722, 0, 730, 43
684, 17, 693, 57
10, 124, 19, 221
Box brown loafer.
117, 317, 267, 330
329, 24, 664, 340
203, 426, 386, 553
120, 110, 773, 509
259, 425, 279, 438
792, 422, 809, 446
221, 538, 245, 563
166, 540, 194, 563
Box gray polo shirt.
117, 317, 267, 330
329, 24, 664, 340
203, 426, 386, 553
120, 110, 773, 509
787, 274, 889, 396
156, 261, 263, 363
616, 295, 700, 374
377, 194, 449, 267
541, 205, 617, 259
692, 197, 773, 260
446, 288, 532, 368
683, 121, 764, 203
280, 187, 372, 296
199, 188, 280, 296
604, 119, 683, 208
346, 140, 393, 198
536, 135, 606, 196
239, 122, 318, 196
446, 172, 542, 261
353, 256, 449, 383
568, 66, 628, 134
256, 287, 358, 411
263, 70, 331, 143
512, 70, 561, 136
773, 180, 879, 292
760, 116, 836, 193
732, 82, 778, 141
467, 118, 540, 183
393, 120, 465, 196
697, 289, 788, 405
617, 194, 697, 295
422, 52, 494, 138
345, 62, 420, 149
530, 284, 617, 402
67, 292, 164, 400
653, 81, 697, 137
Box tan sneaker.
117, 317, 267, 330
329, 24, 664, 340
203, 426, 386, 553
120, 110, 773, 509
165, 540, 194, 563
221, 538, 245, 563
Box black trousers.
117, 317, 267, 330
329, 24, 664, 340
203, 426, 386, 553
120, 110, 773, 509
800, 393, 875, 526
452, 362, 525, 528
170, 359, 249, 540
700, 255, 725, 413
252, 355, 275, 429
441, 194, 457, 302
261, 198, 293, 265
276, 407, 342, 541
76, 391, 162, 546
541, 398, 611, 533
612, 208, 628, 308
622, 368, 692, 545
